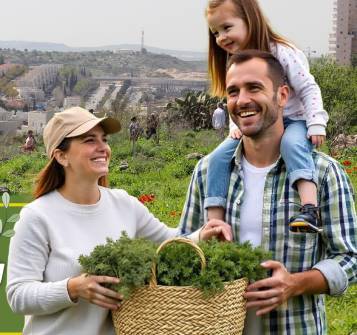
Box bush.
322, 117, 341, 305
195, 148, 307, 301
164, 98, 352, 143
311, 58, 357, 153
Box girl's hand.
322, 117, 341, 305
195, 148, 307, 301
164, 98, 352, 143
310, 135, 326, 148
67, 274, 123, 310
200, 219, 233, 241
229, 128, 242, 139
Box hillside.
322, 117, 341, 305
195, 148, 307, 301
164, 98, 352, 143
0, 40, 206, 61
0, 48, 207, 77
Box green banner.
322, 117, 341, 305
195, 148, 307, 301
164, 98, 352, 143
0, 194, 31, 333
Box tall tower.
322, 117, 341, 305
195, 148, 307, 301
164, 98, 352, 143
329, 0, 357, 66
141, 30, 145, 53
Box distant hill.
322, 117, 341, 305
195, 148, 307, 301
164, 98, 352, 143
0, 40, 206, 61
0, 47, 207, 76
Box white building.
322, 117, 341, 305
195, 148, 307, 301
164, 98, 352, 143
17, 87, 45, 103
329, 0, 357, 65
63, 96, 81, 109
0, 120, 22, 136
10, 110, 28, 123
28, 110, 54, 135
0, 107, 9, 121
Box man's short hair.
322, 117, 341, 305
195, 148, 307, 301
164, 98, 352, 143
227, 50, 285, 88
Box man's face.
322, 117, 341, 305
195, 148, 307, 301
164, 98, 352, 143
226, 58, 286, 139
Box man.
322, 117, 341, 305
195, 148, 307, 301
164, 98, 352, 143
178, 50, 356, 334
146, 112, 159, 143
128, 116, 141, 155
212, 102, 226, 139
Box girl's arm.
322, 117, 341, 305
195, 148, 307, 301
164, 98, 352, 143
275, 44, 329, 139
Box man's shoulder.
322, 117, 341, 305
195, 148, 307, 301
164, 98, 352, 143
193, 154, 211, 178
313, 151, 340, 169
312, 151, 349, 182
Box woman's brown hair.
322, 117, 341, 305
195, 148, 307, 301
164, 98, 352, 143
33, 138, 108, 199
207, 0, 291, 97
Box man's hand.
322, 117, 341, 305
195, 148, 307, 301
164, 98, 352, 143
309, 135, 325, 148
229, 128, 242, 139
243, 261, 298, 316
199, 219, 233, 241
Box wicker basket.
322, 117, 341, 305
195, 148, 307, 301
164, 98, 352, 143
112, 237, 248, 335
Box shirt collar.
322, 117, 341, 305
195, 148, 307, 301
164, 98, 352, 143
232, 139, 285, 171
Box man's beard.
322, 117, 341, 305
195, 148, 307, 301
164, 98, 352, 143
235, 94, 279, 139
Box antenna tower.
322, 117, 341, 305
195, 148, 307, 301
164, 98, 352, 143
141, 30, 145, 53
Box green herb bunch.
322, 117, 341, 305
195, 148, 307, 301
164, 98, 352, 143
195, 239, 271, 297
156, 238, 271, 297
79, 232, 157, 299
156, 242, 202, 286
79, 234, 271, 300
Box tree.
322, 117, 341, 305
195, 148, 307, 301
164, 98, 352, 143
0, 54, 4, 65
311, 58, 357, 153
166, 91, 221, 131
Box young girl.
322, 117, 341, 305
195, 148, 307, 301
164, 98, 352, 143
205, 0, 328, 229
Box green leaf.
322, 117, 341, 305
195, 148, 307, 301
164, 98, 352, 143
7, 213, 20, 223
2, 229, 15, 238
2, 192, 10, 208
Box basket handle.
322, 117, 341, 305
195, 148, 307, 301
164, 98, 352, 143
149, 237, 206, 288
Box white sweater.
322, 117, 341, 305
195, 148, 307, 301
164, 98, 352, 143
229, 43, 329, 137
6, 187, 179, 335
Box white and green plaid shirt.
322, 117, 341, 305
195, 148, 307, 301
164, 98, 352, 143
178, 142, 357, 334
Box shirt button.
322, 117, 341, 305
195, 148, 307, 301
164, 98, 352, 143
236, 200, 241, 205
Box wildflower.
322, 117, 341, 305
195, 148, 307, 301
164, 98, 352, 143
342, 160, 352, 166
138, 194, 155, 204
169, 210, 181, 217
346, 169, 353, 174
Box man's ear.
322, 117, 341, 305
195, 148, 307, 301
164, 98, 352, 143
277, 84, 289, 108
53, 149, 68, 168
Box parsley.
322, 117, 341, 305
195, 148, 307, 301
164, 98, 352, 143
79, 232, 157, 299
157, 239, 270, 297
79, 234, 271, 299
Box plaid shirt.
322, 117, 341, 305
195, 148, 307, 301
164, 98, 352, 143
178, 142, 357, 334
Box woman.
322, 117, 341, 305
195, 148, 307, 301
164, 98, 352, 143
7, 107, 232, 335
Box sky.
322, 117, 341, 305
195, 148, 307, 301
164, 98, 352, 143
0, 0, 334, 55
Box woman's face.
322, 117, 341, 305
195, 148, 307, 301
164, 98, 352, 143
61, 125, 111, 181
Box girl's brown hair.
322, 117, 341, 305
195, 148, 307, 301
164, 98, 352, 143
207, 0, 291, 97
33, 138, 108, 199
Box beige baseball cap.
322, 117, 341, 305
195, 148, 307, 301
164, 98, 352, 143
43, 107, 121, 158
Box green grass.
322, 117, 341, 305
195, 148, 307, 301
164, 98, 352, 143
0, 130, 356, 333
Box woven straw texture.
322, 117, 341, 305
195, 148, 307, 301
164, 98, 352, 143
112, 237, 248, 335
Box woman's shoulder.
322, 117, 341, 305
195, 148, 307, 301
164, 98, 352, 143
23, 191, 58, 213
15, 192, 59, 233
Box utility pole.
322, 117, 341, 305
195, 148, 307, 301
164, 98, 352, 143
304, 46, 317, 62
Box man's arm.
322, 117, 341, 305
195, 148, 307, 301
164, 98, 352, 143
243, 261, 328, 315
177, 158, 207, 235
312, 161, 357, 295
244, 159, 357, 315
